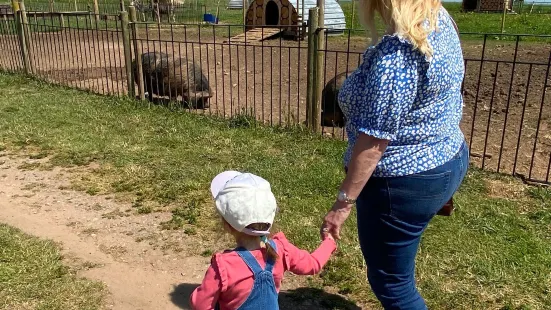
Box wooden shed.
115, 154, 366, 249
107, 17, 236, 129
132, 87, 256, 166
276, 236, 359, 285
245, 0, 346, 37
462, 0, 513, 12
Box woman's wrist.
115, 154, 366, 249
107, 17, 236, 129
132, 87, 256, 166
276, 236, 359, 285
333, 200, 354, 211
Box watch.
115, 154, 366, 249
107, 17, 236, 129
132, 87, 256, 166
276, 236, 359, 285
337, 190, 356, 204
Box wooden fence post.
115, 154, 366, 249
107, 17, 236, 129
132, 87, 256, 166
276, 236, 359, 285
18, 0, 33, 71
129, 5, 144, 101
60, 13, 65, 28
501, 0, 507, 33
93, 0, 99, 21
14, 1, 31, 74
120, 10, 135, 98
313, 0, 325, 133
305, 8, 318, 129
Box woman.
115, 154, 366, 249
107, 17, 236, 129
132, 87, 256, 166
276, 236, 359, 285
320, 0, 469, 309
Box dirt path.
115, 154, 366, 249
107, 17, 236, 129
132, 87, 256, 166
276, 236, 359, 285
0, 155, 209, 309
0, 154, 359, 309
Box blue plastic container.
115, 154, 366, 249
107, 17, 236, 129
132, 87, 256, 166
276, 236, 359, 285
203, 13, 217, 24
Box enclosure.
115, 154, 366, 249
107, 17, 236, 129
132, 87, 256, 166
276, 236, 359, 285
0, 4, 550, 186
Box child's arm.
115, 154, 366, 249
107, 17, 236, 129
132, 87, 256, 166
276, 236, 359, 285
274, 232, 337, 275
189, 256, 224, 310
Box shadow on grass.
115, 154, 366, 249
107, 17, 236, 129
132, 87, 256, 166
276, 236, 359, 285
169, 283, 361, 310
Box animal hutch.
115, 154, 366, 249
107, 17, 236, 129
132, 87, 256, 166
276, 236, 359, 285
244, 0, 346, 39
462, 0, 513, 12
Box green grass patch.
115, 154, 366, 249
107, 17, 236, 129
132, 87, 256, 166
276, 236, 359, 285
0, 72, 550, 309
14, 0, 551, 39
0, 224, 105, 310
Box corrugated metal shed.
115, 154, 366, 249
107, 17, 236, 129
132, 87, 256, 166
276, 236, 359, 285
227, 0, 248, 9
299, 0, 346, 32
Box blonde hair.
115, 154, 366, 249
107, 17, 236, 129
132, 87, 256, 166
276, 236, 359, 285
222, 220, 279, 262
359, 0, 442, 57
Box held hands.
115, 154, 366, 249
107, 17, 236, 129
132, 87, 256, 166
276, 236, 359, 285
320, 201, 353, 241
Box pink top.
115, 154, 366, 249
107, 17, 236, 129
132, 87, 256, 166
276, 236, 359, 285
189, 232, 337, 310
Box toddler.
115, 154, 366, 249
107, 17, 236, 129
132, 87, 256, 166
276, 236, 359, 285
190, 171, 337, 310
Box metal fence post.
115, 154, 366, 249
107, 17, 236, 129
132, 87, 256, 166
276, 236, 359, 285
129, 5, 144, 101
305, 8, 318, 129
120, 10, 135, 98
13, 1, 31, 74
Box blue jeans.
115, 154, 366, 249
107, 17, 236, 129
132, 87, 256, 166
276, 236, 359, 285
356, 142, 469, 309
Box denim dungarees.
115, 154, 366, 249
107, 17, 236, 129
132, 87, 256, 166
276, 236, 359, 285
215, 240, 279, 310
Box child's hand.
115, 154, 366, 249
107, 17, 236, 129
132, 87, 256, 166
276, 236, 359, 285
322, 232, 335, 242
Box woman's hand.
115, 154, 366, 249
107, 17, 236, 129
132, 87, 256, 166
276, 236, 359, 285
321, 201, 353, 240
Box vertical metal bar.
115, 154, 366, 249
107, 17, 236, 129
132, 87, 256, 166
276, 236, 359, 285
287, 45, 291, 125
220, 25, 226, 117
184, 25, 191, 111
104, 16, 116, 94
62, 14, 76, 88
106, 14, 117, 95
165, 25, 172, 103
75, 14, 87, 90
468, 34, 487, 153
236, 27, 241, 114
228, 25, 233, 116
244, 24, 248, 116
57, 12, 70, 87
279, 27, 283, 126
261, 27, 264, 122
321, 29, 329, 134
94, 13, 107, 94
84, 10, 98, 92
114, 15, 124, 97
197, 24, 204, 113
529, 49, 551, 179
252, 27, 256, 118
66, 15, 79, 90
512, 64, 532, 175
212, 25, 219, 116
50, 13, 63, 84
297, 26, 301, 124
270, 44, 273, 126
497, 35, 520, 173
482, 62, 500, 170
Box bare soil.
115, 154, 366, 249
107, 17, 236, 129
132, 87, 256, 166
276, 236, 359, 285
0, 28, 550, 182
0, 154, 360, 309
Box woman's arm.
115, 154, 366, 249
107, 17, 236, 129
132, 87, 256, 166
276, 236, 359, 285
321, 134, 388, 239
340, 133, 388, 201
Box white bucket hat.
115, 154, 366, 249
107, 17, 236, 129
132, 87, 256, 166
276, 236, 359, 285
210, 171, 277, 236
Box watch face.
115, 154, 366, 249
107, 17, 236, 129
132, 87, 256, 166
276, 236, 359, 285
337, 191, 346, 201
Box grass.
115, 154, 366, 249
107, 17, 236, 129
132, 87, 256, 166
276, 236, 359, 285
0, 72, 551, 309
0, 223, 105, 310
11, 0, 551, 38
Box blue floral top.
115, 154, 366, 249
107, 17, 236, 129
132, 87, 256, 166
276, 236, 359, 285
338, 8, 465, 177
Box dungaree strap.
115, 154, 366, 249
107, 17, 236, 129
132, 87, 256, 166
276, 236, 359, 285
235, 240, 278, 274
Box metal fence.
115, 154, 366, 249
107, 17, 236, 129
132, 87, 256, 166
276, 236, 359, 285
20, 1, 208, 23
0, 7, 550, 185
514, 0, 551, 14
